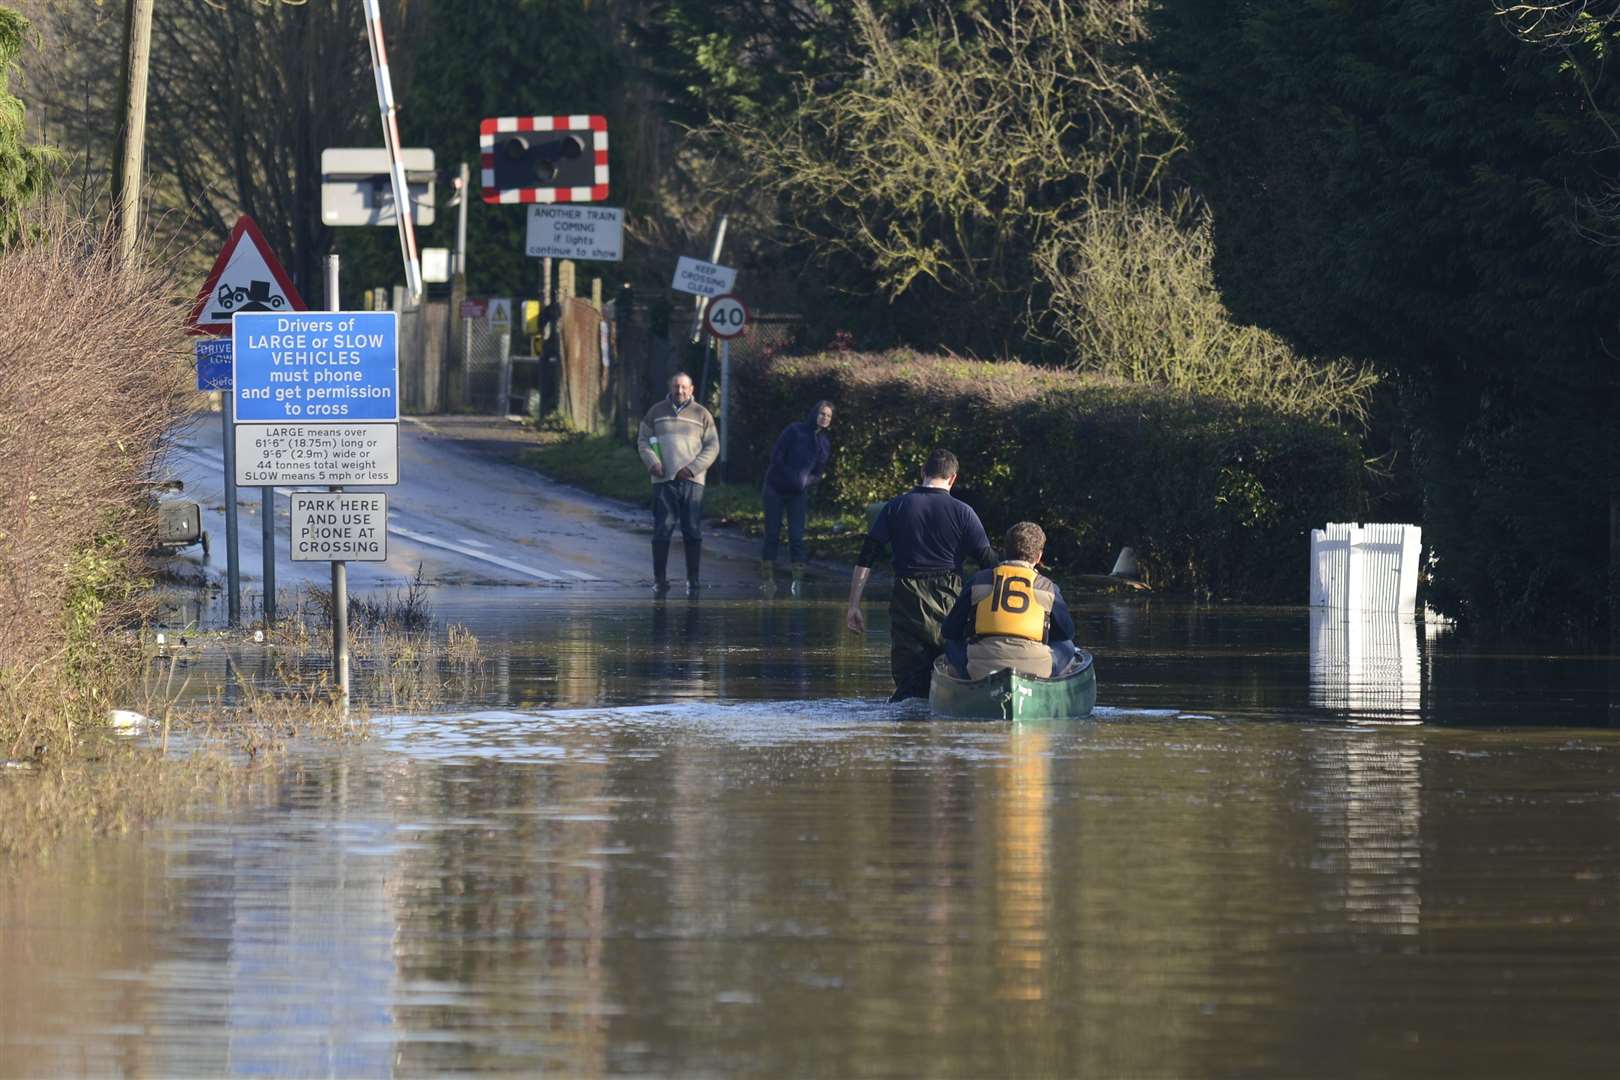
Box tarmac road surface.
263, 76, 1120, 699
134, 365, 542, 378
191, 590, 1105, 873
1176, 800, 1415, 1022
160, 412, 765, 599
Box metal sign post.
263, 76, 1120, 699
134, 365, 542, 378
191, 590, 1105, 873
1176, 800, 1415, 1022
198, 339, 241, 627
221, 404, 240, 627
687, 214, 729, 343
262, 486, 275, 622
326, 254, 349, 706
719, 338, 731, 480
704, 294, 749, 485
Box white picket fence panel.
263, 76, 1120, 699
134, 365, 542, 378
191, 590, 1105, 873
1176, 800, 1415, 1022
1310, 522, 1421, 614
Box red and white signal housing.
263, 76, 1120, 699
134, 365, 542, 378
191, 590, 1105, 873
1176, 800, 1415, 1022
480, 115, 609, 204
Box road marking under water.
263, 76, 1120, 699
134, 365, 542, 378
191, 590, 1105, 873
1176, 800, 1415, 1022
172, 443, 602, 584
387, 523, 568, 582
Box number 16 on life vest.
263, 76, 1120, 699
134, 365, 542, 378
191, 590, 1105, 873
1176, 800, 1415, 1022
991, 573, 1032, 612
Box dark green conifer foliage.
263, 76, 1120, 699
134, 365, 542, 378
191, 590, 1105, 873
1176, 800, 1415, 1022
1150, 0, 1620, 632
0, 8, 53, 247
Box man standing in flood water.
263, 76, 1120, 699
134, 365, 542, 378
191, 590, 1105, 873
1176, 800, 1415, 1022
846, 448, 998, 701
638, 372, 719, 593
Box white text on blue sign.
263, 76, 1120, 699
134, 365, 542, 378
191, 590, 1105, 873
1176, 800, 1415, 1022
195, 339, 232, 391
232, 312, 399, 423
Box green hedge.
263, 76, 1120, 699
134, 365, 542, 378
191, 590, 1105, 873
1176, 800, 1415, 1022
729, 351, 1365, 601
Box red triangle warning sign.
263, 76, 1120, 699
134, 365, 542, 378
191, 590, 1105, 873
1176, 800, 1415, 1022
187, 215, 307, 335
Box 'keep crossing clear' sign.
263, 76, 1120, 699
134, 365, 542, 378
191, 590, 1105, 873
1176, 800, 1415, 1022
232, 312, 398, 423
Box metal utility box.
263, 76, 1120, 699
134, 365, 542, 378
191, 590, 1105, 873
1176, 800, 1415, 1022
157, 500, 203, 547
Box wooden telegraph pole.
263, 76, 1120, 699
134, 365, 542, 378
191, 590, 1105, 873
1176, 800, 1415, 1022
113, 0, 155, 264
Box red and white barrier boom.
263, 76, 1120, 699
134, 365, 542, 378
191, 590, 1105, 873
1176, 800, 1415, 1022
362, 0, 422, 303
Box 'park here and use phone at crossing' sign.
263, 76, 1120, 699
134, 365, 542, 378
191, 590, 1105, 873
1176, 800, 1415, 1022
290, 492, 389, 562
232, 311, 400, 486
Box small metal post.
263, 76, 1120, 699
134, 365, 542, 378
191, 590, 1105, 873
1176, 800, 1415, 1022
461, 314, 473, 407
542, 255, 553, 359
498, 332, 513, 414
221, 401, 240, 628
454, 161, 469, 277
326, 253, 349, 707
332, 517, 349, 707
719, 337, 731, 482
261, 486, 275, 623
689, 214, 729, 344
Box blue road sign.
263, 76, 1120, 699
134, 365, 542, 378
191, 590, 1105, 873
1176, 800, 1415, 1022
195, 339, 232, 391
231, 311, 398, 423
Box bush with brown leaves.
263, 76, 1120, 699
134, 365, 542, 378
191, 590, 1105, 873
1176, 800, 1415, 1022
0, 211, 192, 756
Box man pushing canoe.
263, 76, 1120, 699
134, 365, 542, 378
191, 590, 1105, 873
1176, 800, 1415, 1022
846, 448, 998, 702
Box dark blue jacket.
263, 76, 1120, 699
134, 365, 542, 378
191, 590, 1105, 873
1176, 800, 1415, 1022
857, 487, 997, 577
764, 420, 831, 496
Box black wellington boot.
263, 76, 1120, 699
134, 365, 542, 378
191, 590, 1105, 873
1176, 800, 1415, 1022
652, 538, 671, 591
684, 540, 702, 592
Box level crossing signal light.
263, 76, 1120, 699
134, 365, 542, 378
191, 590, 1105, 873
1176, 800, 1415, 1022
480, 115, 609, 204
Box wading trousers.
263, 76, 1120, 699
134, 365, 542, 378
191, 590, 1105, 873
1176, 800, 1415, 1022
888, 571, 963, 703
652, 479, 704, 584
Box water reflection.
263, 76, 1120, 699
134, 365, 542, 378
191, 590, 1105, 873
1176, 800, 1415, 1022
1309, 729, 1424, 935
1309, 609, 1424, 723
994, 728, 1050, 1002
11, 598, 1620, 1075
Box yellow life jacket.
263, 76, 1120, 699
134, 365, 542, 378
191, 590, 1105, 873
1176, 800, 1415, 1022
972, 563, 1049, 642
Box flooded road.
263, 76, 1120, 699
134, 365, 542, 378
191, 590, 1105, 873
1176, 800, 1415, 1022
5, 594, 1620, 1077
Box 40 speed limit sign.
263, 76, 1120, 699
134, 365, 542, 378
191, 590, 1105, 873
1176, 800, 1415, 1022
705, 293, 749, 338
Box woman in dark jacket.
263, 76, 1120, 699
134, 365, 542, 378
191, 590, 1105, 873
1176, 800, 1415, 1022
762, 400, 834, 577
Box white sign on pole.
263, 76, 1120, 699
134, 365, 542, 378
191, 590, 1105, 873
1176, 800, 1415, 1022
526, 205, 624, 261
488, 298, 512, 334
421, 247, 450, 283
671, 256, 737, 297
320, 148, 436, 226
236, 423, 400, 486
705, 293, 749, 338
291, 492, 389, 562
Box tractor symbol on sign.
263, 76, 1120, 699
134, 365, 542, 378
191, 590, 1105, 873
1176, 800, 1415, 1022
214, 279, 285, 313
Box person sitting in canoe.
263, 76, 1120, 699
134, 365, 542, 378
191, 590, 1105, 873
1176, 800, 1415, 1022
940, 522, 1078, 680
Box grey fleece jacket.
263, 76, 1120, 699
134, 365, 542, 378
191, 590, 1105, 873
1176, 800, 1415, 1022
637, 398, 721, 486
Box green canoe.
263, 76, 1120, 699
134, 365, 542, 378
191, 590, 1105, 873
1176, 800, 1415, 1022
928, 651, 1098, 722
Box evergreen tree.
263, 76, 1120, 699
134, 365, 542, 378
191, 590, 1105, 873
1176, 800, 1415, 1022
0, 7, 53, 247
1149, 0, 1620, 633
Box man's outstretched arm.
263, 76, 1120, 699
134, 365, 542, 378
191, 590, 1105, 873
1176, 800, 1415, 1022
846, 566, 871, 633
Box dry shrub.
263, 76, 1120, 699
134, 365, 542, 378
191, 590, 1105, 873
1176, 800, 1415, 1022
1036, 200, 1379, 425
711, 0, 1178, 353
0, 207, 193, 756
